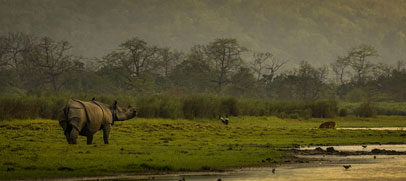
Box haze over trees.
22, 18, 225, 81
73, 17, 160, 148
1, 32, 405, 102
1, 0, 406, 102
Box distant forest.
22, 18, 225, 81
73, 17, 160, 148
1, 32, 405, 102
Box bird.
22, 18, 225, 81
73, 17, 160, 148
91, 97, 95, 101
272, 168, 276, 174
219, 115, 229, 125
343, 165, 351, 170
362, 145, 367, 149
374, 155, 376, 159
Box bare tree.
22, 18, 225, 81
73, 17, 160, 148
28, 37, 74, 91
251, 52, 272, 81
206, 38, 246, 92
331, 55, 351, 85
0, 32, 34, 80
263, 56, 287, 83
348, 44, 378, 85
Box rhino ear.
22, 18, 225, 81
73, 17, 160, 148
113, 100, 118, 109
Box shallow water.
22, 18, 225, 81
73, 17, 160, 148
86, 154, 406, 181
338, 127, 406, 131
299, 144, 406, 152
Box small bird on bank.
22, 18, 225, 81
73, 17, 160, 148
219, 115, 229, 125
374, 155, 376, 159
272, 168, 276, 174
91, 97, 95, 101
343, 165, 351, 170
362, 145, 367, 149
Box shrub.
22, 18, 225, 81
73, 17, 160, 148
308, 100, 338, 118
357, 102, 377, 117
277, 112, 288, 119
301, 108, 312, 120
339, 108, 348, 117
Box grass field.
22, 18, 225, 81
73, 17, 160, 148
1, 116, 406, 179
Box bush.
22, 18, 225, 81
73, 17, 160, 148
339, 108, 348, 117
357, 102, 377, 117
301, 108, 312, 120
308, 100, 338, 118
289, 113, 299, 119
277, 112, 288, 119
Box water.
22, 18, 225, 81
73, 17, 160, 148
337, 127, 406, 131
79, 136, 406, 181
84, 154, 406, 181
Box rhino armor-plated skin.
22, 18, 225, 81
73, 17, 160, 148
59, 99, 136, 144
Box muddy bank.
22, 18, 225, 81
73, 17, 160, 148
292, 146, 406, 156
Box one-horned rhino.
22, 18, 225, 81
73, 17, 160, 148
59, 99, 136, 144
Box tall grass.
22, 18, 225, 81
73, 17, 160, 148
0, 94, 342, 120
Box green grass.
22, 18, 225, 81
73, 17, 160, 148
1, 116, 406, 179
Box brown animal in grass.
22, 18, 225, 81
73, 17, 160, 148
59, 99, 136, 144
318, 121, 336, 129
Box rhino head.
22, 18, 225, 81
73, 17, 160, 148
112, 100, 137, 122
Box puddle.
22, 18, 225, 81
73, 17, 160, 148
338, 127, 406, 131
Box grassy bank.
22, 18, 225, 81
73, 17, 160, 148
0, 94, 338, 120
1, 116, 406, 179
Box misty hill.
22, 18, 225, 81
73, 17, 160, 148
1, 0, 406, 65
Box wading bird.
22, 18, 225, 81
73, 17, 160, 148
343, 165, 351, 170
219, 115, 229, 125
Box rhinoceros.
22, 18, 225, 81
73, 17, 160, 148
59, 99, 136, 144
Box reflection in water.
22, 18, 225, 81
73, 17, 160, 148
180, 155, 406, 181
300, 144, 406, 152
87, 144, 406, 181
96, 155, 406, 181
337, 127, 405, 131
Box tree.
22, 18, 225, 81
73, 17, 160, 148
0, 32, 34, 86
119, 37, 159, 78
27, 37, 74, 91
206, 38, 246, 92
348, 44, 378, 85
331, 55, 351, 85
270, 61, 329, 101
158, 48, 183, 77
251, 52, 272, 81
227, 67, 257, 97
101, 37, 160, 91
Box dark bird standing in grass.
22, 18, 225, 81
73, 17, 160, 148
343, 165, 351, 170
272, 168, 276, 174
219, 115, 229, 125
362, 145, 367, 149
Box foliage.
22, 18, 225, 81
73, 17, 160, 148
356, 102, 377, 118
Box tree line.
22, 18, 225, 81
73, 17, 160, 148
0, 32, 405, 102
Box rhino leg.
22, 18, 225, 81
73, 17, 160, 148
102, 124, 111, 144
70, 128, 79, 144
87, 135, 93, 145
